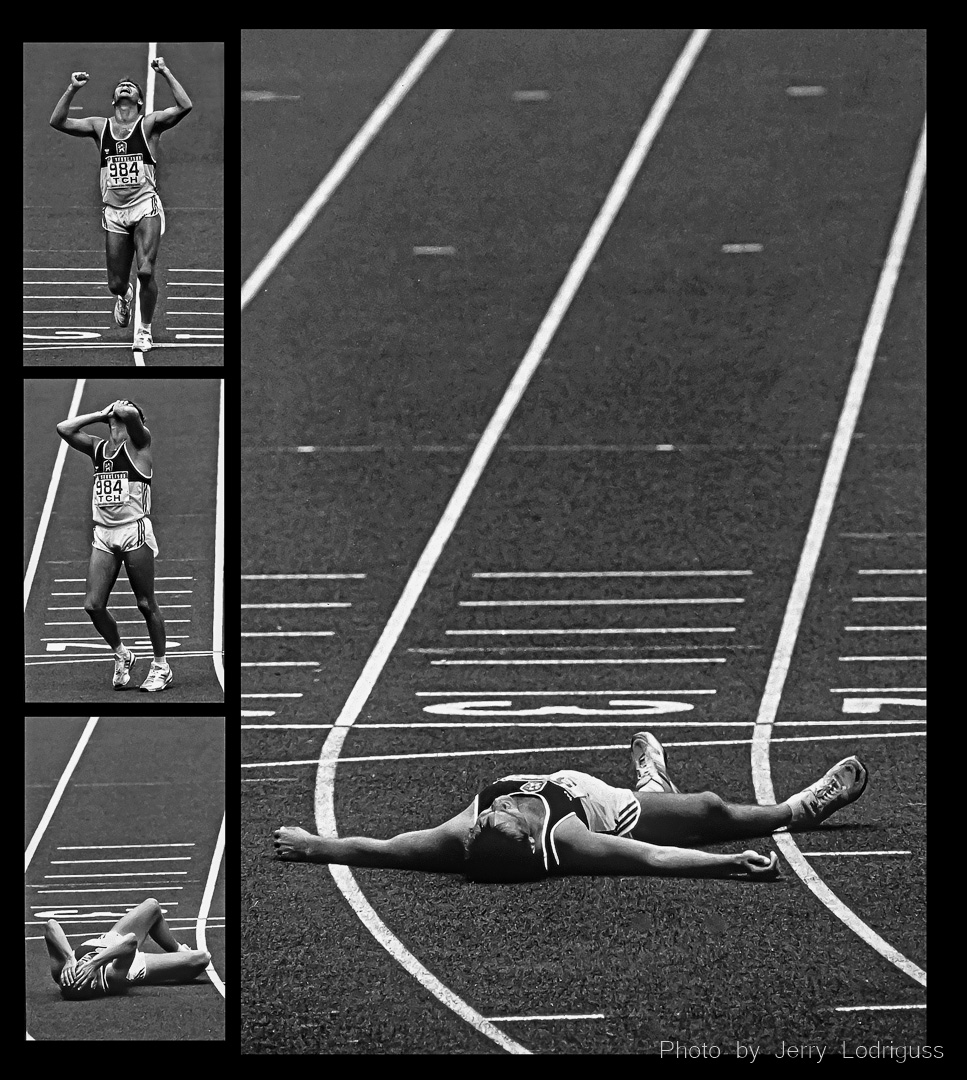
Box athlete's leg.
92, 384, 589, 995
84, 547, 124, 649
630, 791, 792, 846
140, 950, 211, 985
44, 919, 74, 983
133, 213, 163, 325
105, 229, 135, 297
123, 543, 166, 659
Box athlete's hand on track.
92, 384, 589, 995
70, 71, 90, 89
734, 850, 779, 881
274, 825, 312, 861
151, 57, 168, 75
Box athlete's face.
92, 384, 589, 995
477, 795, 538, 850
115, 83, 139, 105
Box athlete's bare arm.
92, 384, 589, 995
49, 72, 103, 142
554, 818, 779, 880
274, 803, 478, 872
66, 933, 137, 993
143, 57, 192, 135
113, 404, 151, 449
56, 405, 113, 456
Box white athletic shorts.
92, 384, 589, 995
92, 517, 158, 557
547, 770, 642, 837
102, 193, 166, 236
81, 933, 147, 983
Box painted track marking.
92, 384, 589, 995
311, 28, 713, 1056
750, 117, 926, 988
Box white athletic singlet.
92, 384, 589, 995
91, 438, 152, 527
99, 116, 158, 208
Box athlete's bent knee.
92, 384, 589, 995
108, 273, 129, 295
84, 595, 107, 616
137, 262, 155, 285
696, 791, 729, 823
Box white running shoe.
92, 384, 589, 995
133, 327, 154, 352
631, 731, 681, 793
787, 756, 869, 826
112, 648, 136, 689
114, 285, 134, 328
139, 661, 172, 692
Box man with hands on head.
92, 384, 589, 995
56, 398, 171, 692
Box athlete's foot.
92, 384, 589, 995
114, 285, 134, 328
133, 327, 154, 352
112, 647, 137, 689
631, 731, 681, 793
140, 660, 172, 692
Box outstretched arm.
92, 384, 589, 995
557, 824, 779, 880
274, 804, 477, 873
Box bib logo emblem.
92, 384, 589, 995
116, 141, 127, 154
520, 780, 546, 793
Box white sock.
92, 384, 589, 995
142, 322, 152, 333
114, 644, 128, 659
153, 655, 167, 667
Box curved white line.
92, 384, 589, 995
312, 30, 711, 1054
196, 812, 225, 997
212, 380, 225, 691
751, 118, 926, 988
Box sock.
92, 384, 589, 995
636, 777, 673, 794
143, 322, 152, 333
114, 644, 129, 659
153, 655, 167, 667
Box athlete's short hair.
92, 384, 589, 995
113, 78, 145, 113
463, 814, 542, 883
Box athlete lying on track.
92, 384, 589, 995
273, 733, 868, 882
44, 897, 211, 1000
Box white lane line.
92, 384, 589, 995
57, 843, 194, 849
786, 85, 826, 96
800, 850, 912, 857
25, 718, 99, 872
721, 243, 763, 253
24, 379, 86, 612
511, 90, 551, 101
838, 655, 926, 662
242, 29, 455, 311
196, 813, 225, 997
858, 568, 925, 574
844, 626, 925, 631
750, 117, 926, 989
831, 687, 925, 693
852, 596, 925, 602
242, 711, 276, 718
242, 693, 304, 698
460, 598, 744, 606
213, 380, 224, 692
130, 42, 157, 368
413, 246, 456, 255
313, 29, 712, 1060
247, 729, 928, 769
241, 661, 318, 667
834, 1004, 926, 1013
245, 720, 924, 731
431, 658, 726, 665
242, 603, 349, 609
445, 627, 736, 635
242, 632, 334, 637
473, 570, 751, 578
415, 689, 717, 696
242, 574, 365, 579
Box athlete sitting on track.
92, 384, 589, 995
56, 399, 171, 692
49, 59, 193, 353
44, 897, 211, 1000
274, 733, 868, 882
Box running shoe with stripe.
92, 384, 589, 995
139, 661, 172, 692
786, 756, 869, 826
112, 648, 136, 689
133, 327, 153, 352
631, 731, 681, 793
114, 284, 134, 328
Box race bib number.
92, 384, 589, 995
107, 154, 144, 188
94, 472, 129, 506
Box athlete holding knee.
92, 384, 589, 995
45, 897, 211, 1000
56, 398, 171, 691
